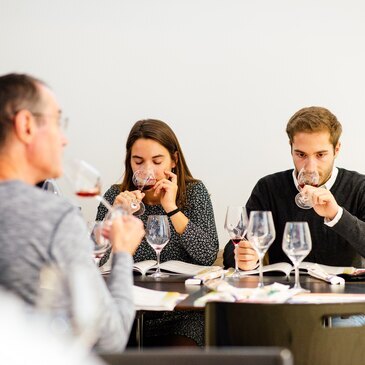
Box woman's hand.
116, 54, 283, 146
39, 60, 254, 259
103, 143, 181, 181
153, 170, 178, 212
113, 190, 145, 214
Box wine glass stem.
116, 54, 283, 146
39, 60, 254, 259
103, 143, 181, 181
155, 250, 162, 275
294, 264, 300, 288
95, 195, 114, 213
258, 255, 264, 288
234, 245, 239, 272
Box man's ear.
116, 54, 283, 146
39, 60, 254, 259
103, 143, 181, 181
13, 110, 37, 144
334, 142, 341, 157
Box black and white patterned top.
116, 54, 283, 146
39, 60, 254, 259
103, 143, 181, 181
96, 181, 219, 266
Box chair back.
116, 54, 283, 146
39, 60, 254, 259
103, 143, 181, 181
101, 347, 293, 365
205, 302, 365, 365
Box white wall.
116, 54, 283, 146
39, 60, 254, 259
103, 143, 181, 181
1, 0, 365, 247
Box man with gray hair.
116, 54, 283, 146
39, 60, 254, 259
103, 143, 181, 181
0, 73, 144, 352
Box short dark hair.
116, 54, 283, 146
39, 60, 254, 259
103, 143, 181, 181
286, 106, 342, 149
0, 73, 45, 147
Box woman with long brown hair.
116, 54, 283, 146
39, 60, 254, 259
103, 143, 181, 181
96, 119, 219, 346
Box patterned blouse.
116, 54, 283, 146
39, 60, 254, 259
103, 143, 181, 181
96, 180, 219, 266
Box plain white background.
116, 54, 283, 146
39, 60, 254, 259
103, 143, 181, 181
1, 0, 365, 247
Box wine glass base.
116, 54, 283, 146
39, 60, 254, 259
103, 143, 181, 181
149, 271, 169, 278
231, 270, 241, 279
132, 203, 145, 216
292, 285, 310, 293
295, 194, 313, 210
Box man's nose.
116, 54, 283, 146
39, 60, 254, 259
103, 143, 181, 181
304, 157, 317, 171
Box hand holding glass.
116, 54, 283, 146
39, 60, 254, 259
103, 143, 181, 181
282, 221, 312, 290
295, 167, 320, 209
145, 215, 170, 278
247, 211, 276, 288
131, 169, 157, 216
224, 206, 249, 278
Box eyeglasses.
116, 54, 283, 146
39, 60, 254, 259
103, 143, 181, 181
31, 112, 69, 132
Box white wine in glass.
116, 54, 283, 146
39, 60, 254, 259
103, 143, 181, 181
224, 206, 249, 278
247, 211, 276, 288
282, 221, 312, 291
145, 215, 170, 278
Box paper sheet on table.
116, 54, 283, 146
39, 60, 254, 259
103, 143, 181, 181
289, 293, 365, 304
194, 280, 297, 307
133, 285, 187, 311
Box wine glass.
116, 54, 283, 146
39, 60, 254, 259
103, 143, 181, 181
65, 159, 114, 213
295, 167, 320, 209
282, 221, 312, 291
40, 179, 62, 195
37, 264, 103, 349
130, 169, 157, 216
224, 206, 249, 278
88, 221, 111, 265
247, 211, 276, 288
145, 215, 170, 278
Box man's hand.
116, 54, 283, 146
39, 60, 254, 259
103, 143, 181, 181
236, 240, 259, 271
110, 215, 145, 255
302, 185, 339, 220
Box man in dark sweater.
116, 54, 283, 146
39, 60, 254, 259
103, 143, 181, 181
224, 106, 365, 270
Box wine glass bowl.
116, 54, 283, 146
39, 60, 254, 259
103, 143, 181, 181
41, 179, 62, 195
131, 169, 156, 215
247, 211, 276, 288
224, 206, 249, 278
145, 215, 170, 278
65, 159, 113, 212
89, 221, 111, 257
282, 221, 312, 290
295, 168, 320, 209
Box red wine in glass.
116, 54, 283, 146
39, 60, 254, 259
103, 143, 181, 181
76, 187, 101, 197
295, 168, 320, 209
67, 159, 113, 212
131, 169, 156, 216
224, 206, 249, 278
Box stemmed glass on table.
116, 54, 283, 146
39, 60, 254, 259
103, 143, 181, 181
224, 206, 249, 278
247, 211, 276, 288
295, 167, 320, 209
130, 169, 157, 216
145, 215, 171, 278
282, 222, 312, 291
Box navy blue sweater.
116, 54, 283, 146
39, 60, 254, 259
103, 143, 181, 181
224, 168, 365, 268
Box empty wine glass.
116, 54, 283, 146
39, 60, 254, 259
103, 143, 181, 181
224, 206, 249, 278
282, 221, 312, 291
65, 159, 114, 213
37, 264, 103, 349
41, 179, 62, 195
295, 167, 320, 209
247, 211, 276, 288
88, 221, 111, 265
130, 169, 156, 216
145, 215, 170, 278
